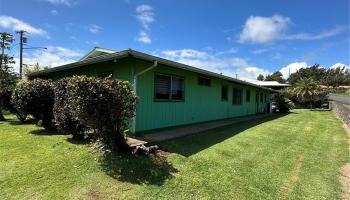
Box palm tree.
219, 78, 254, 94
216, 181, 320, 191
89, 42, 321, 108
293, 78, 321, 109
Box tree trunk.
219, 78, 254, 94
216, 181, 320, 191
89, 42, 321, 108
0, 106, 5, 121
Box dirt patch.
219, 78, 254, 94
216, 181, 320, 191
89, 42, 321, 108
340, 124, 350, 200
80, 188, 104, 200
281, 156, 304, 199
340, 164, 350, 200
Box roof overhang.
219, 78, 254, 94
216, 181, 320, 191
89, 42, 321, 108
27, 49, 279, 93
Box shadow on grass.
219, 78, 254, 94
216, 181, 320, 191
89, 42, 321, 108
100, 152, 177, 185
29, 129, 61, 135
7, 118, 36, 125
159, 113, 287, 157
66, 137, 90, 145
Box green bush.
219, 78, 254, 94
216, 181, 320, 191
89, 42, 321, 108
53, 78, 84, 138
272, 94, 294, 113
12, 79, 55, 130
67, 76, 137, 152
0, 89, 15, 113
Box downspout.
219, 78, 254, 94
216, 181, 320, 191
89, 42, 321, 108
132, 60, 158, 134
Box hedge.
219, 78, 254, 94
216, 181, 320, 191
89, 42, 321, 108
66, 76, 137, 152
53, 78, 84, 138
12, 79, 55, 130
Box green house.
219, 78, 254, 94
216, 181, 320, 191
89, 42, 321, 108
28, 47, 275, 135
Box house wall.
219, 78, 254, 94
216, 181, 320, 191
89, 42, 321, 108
132, 59, 270, 133
34, 57, 271, 134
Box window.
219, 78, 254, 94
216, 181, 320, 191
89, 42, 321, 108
198, 76, 211, 86
264, 93, 267, 102
171, 77, 184, 100
155, 74, 184, 101
260, 93, 263, 102
221, 86, 228, 101
98, 71, 113, 79
246, 90, 250, 102
232, 88, 242, 105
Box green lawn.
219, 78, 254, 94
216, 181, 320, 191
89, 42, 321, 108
0, 110, 349, 199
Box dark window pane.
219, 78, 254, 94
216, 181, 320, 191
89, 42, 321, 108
171, 77, 184, 100
232, 88, 242, 105
198, 76, 211, 86
221, 86, 228, 100
246, 90, 250, 102
260, 93, 263, 102
155, 75, 171, 100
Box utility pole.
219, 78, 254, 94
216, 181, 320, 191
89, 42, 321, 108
0, 34, 5, 69
16, 30, 27, 79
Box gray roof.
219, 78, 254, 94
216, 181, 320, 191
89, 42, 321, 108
28, 48, 278, 92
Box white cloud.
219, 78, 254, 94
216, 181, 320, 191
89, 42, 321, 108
279, 62, 308, 78
135, 4, 154, 44
251, 48, 271, 54
279, 62, 350, 79
12, 46, 83, 73
135, 31, 151, 44
238, 15, 346, 44
136, 4, 154, 30
0, 16, 49, 38
284, 25, 347, 40
330, 63, 349, 69
88, 24, 102, 34
158, 49, 270, 79
45, 0, 74, 7
238, 15, 290, 44
50, 10, 58, 15
162, 49, 209, 59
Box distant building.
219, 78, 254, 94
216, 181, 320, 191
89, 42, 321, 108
246, 80, 290, 90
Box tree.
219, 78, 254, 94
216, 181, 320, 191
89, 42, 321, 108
293, 78, 321, 109
264, 71, 286, 83
288, 64, 326, 86
257, 74, 264, 81
0, 32, 18, 121
24, 62, 41, 75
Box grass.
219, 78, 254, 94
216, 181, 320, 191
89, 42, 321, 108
0, 109, 348, 199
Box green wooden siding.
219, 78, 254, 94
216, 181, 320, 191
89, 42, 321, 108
35, 57, 271, 134
133, 59, 270, 132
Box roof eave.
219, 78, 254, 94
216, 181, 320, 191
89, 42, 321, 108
27, 48, 277, 92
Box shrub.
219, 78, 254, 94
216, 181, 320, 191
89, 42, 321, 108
67, 76, 137, 152
12, 79, 55, 130
272, 94, 294, 113
0, 89, 15, 113
53, 78, 84, 138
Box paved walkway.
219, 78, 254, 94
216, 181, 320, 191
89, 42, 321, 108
139, 113, 275, 142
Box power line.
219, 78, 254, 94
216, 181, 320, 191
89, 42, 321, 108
15, 31, 47, 79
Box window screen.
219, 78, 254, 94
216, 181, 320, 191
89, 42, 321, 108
232, 88, 242, 105
221, 86, 228, 101
171, 77, 184, 100
155, 74, 184, 101
155, 74, 171, 100
246, 90, 250, 102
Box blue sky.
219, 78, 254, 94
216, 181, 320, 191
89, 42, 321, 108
0, 0, 349, 79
